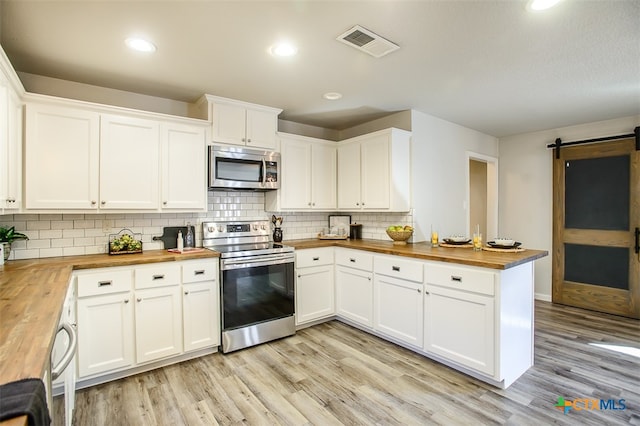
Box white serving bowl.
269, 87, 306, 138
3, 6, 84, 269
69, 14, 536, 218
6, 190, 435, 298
493, 238, 515, 246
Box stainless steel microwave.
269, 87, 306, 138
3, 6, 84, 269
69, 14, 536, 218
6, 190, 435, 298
208, 145, 280, 191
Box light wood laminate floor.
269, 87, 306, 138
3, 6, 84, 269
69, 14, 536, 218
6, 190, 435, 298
55, 301, 640, 425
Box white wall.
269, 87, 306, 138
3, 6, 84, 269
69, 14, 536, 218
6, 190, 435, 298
410, 110, 498, 242
498, 115, 640, 301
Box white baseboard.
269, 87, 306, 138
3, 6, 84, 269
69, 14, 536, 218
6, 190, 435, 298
535, 293, 552, 302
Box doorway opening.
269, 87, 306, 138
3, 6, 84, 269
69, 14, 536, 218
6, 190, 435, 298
467, 153, 498, 240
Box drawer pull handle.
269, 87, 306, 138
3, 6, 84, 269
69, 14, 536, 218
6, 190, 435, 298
194, 270, 205, 275
451, 276, 463, 282
392, 266, 400, 272
98, 280, 112, 287
152, 274, 165, 280
350, 258, 356, 262
312, 257, 320, 261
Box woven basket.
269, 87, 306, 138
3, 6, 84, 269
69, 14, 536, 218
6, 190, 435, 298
386, 229, 413, 245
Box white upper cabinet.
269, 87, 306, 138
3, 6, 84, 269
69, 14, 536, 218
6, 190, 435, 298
99, 114, 159, 210
24, 96, 208, 212
207, 95, 282, 150
25, 102, 101, 210
265, 133, 336, 211
337, 128, 411, 212
160, 123, 207, 210
0, 69, 22, 211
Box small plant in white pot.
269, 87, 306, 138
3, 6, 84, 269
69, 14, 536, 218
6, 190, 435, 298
0, 226, 29, 261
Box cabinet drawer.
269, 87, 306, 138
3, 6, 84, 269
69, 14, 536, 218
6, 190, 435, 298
182, 260, 217, 284
424, 263, 495, 296
374, 255, 423, 283
335, 249, 373, 271
77, 269, 132, 297
134, 263, 181, 289
296, 248, 333, 268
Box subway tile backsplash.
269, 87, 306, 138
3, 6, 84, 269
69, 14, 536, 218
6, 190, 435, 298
0, 191, 413, 260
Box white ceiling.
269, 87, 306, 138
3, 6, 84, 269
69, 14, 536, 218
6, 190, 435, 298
1, 0, 638, 138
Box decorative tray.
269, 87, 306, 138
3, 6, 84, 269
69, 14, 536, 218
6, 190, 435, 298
318, 234, 348, 240
108, 228, 142, 255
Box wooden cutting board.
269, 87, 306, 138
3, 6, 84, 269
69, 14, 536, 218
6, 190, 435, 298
152, 226, 194, 249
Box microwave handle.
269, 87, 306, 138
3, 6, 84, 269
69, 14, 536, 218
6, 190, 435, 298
262, 158, 267, 187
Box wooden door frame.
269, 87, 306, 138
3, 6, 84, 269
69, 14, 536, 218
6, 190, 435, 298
552, 138, 639, 318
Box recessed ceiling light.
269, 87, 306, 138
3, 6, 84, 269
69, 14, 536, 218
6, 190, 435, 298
270, 42, 298, 57
125, 37, 157, 53
527, 0, 562, 11
323, 92, 343, 101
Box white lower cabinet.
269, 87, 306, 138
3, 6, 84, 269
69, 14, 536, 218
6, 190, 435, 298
423, 261, 496, 376
424, 284, 495, 376
182, 259, 220, 351
335, 249, 374, 327
76, 259, 220, 382
134, 285, 183, 363
373, 255, 424, 348
295, 248, 335, 325
77, 289, 135, 378
336, 266, 372, 327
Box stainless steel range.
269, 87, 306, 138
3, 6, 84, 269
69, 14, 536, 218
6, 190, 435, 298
202, 220, 295, 353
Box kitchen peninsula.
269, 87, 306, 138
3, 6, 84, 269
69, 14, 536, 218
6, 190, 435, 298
289, 239, 547, 389
0, 240, 546, 425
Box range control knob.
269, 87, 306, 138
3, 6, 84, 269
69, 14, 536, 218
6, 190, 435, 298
217, 226, 223, 232
207, 226, 215, 233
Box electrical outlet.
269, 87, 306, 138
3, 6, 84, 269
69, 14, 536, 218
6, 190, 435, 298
102, 219, 112, 233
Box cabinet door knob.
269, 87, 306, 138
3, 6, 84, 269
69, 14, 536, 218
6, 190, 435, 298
163, 201, 167, 205
184, 291, 189, 295
137, 298, 142, 302
417, 288, 421, 293
361, 202, 365, 206
368, 277, 372, 281
242, 138, 246, 142
91, 200, 97, 206
297, 274, 301, 278
101, 201, 106, 205
247, 138, 251, 143
308, 202, 312, 206
356, 202, 360, 206
312, 202, 315, 206
124, 299, 129, 304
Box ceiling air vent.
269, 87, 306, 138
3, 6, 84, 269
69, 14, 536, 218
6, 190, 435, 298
336, 25, 399, 58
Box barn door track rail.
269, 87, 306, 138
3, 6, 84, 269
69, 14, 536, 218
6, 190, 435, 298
547, 126, 640, 159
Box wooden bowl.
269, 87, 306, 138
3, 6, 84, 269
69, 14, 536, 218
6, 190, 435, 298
386, 229, 413, 245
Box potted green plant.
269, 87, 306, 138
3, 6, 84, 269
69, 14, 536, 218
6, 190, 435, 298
0, 226, 29, 261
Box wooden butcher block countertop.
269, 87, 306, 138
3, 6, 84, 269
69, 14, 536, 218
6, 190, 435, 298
285, 238, 548, 270
0, 249, 219, 425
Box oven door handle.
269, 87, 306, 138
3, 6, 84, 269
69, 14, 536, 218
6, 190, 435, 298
222, 254, 294, 270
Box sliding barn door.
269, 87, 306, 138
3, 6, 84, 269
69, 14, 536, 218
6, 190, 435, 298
552, 138, 639, 319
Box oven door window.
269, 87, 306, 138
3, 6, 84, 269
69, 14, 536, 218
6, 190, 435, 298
216, 157, 262, 183
222, 262, 294, 330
